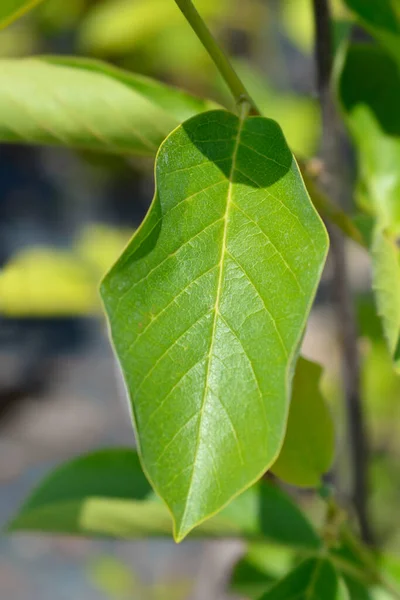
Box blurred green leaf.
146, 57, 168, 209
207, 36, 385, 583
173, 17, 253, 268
271, 358, 335, 487
101, 108, 328, 541
0, 0, 43, 29
88, 556, 139, 599
230, 543, 293, 599
338, 44, 400, 232
343, 0, 400, 67
371, 227, 400, 373
79, 0, 263, 56
0, 225, 130, 317
258, 557, 348, 599
0, 246, 98, 316
75, 224, 132, 278
0, 56, 216, 156
9, 448, 320, 548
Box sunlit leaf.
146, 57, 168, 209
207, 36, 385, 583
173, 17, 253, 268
9, 448, 320, 548
101, 108, 328, 541
258, 557, 348, 600
271, 358, 335, 487
0, 0, 43, 29
0, 56, 215, 156
343, 0, 400, 67
371, 228, 400, 373
338, 44, 400, 232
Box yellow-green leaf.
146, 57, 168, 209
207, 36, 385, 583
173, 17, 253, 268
0, 56, 215, 156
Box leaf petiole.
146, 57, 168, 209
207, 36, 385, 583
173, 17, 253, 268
174, 0, 259, 115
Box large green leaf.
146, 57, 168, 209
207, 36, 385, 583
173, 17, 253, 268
0, 0, 43, 29
371, 228, 400, 372
101, 108, 328, 541
9, 448, 320, 548
0, 56, 215, 156
343, 0, 400, 67
271, 358, 335, 487
258, 558, 348, 600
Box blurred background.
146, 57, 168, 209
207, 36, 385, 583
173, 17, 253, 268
1, 0, 400, 598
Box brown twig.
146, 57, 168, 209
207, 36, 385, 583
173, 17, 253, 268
312, 0, 373, 544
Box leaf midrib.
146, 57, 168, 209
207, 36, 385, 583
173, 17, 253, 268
179, 110, 247, 534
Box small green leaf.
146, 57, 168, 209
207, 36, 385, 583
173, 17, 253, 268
0, 57, 215, 156
343, 0, 400, 67
271, 358, 335, 487
9, 448, 320, 548
0, 0, 43, 29
258, 557, 346, 600
338, 43, 400, 233
101, 109, 328, 541
371, 227, 400, 372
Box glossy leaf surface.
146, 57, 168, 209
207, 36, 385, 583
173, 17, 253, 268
259, 558, 347, 600
0, 0, 43, 29
0, 57, 215, 156
9, 448, 320, 548
271, 358, 335, 487
101, 109, 328, 541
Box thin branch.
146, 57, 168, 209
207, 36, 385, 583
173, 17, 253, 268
312, 0, 374, 544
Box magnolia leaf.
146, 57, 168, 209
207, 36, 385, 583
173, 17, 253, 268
259, 558, 348, 600
271, 357, 335, 487
338, 43, 400, 233
9, 448, 320, 547
343, 0, 400, 68
0, 57, 215, 156
0, 0, 43, 29
101, 108, 328, 541
371, 228, 400, 372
